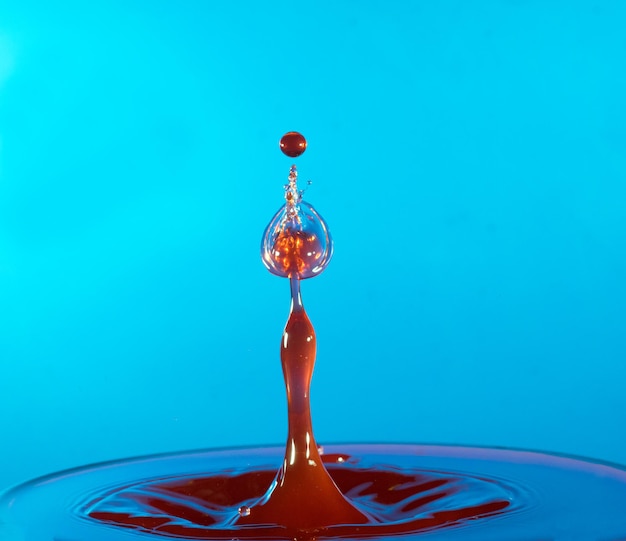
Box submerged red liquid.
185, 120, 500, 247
87, 452, 513, 538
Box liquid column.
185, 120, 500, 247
239, 133, 369, 532
81, 132, 520, 538
237, 276, 369, 531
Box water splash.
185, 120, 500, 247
261, 163, 333, 279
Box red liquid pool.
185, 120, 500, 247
2, 444, 626, 539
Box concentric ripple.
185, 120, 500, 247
84, 452, 516, 538
2, 444, 626, 540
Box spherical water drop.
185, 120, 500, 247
238, 505, 251, 517
279, 131, 307, 158
261, 145, 332, 279
261, 201, 333, 279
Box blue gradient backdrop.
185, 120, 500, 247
0, 1, 625, 491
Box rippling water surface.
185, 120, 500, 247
2, 444, 626, 540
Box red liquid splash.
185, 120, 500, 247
4, 133, 626, 541
235, 277, 371, 531
85, 283, 513, 538
260, 164, 332, 279
84, 133, 514, 537
245, 150, 369, 529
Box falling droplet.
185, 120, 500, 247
280, 131, 307, 158
238, 506, 251, 517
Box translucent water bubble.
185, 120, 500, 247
261, 163, 333, 279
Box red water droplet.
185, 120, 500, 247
280, 132, 307, 157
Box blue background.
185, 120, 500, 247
0, 1, 625, 492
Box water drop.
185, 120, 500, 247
261, 159, 332, 279
238, 506, 251, 517
279, 131, 307, 158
